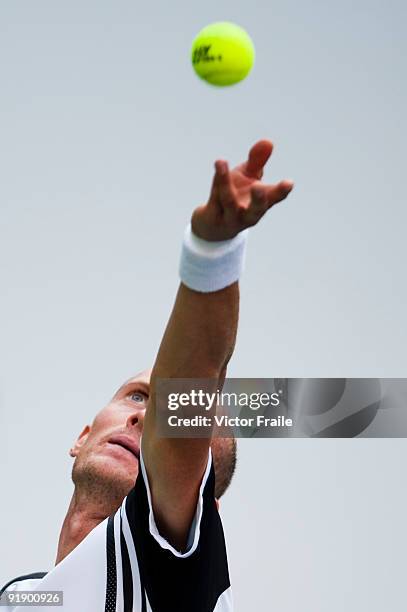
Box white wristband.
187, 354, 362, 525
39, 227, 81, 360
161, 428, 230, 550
179, 223, 248, 293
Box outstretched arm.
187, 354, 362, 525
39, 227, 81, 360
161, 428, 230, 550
142, 139, 294, 550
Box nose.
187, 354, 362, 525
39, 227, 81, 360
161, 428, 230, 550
126, 406, 146, 430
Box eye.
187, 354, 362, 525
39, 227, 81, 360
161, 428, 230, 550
130, 391, 147, 404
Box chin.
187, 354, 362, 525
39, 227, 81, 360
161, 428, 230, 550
99, 457, 139, 489
73, 454, 139, 498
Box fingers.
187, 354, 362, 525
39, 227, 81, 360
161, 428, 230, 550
244, 140, 274, 179
266, 180, 295, 204
243, 180, 294, 225
210, 160, 237, 211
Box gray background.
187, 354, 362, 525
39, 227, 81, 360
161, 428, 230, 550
1, 1, 406, 610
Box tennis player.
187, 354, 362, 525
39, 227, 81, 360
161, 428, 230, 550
1, 140, 294, 611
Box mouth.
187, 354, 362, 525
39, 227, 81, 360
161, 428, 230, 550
108, 435, 140, 461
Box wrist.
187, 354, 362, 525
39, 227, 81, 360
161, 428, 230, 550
191, 217, 240, 242
179, 224, 248, 293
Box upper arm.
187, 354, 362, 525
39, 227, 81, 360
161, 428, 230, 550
141, 394, 216, 551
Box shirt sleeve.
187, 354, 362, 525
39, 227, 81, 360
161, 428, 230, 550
120, 447, 232, 612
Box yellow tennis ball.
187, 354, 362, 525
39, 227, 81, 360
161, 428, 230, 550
191, 22, 255, 87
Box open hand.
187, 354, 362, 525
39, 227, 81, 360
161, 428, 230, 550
191, 140, 294, 241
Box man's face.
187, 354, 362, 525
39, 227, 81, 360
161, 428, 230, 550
70, 369, 152, 500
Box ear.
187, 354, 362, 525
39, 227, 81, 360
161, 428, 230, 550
69, 425, 91, 458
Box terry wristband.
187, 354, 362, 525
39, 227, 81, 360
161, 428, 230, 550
179, 223, 248, 293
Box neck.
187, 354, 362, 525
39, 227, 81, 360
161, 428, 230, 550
55, 487, 121, 565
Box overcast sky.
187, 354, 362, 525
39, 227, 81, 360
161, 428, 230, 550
1, 1, 406, 610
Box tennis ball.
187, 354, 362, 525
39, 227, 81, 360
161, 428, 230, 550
191, 22, 255, 87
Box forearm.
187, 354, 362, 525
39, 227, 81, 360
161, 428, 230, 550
151, 280, 239, 382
